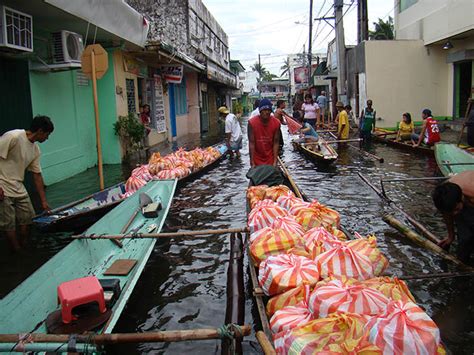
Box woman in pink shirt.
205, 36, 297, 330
301, 93, 320, 128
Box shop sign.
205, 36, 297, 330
160, 65, 184, 84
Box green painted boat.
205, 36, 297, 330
0, 179, 176, 353
435, 143, 474, 176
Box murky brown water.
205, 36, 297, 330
1, 119, 473, 354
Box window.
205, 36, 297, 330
173, 78, 187, 116
126, 78, 136, 113
399, 0, 418, 12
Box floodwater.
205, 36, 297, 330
1, 118, 473, 354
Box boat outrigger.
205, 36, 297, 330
0, 179, 176, 353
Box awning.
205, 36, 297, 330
44, 0, 149, 47
206, 60, 238, 88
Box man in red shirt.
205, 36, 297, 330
248, 99, 281, 167
412, 108, 440, 147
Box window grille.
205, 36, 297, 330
1, 6, 33, 51
126, 78, 137, 113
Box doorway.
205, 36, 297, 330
454, 61, 473, 118
200, 91, 209, 133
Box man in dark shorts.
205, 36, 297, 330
432, 171, 474, 264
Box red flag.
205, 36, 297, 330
286, 116, 302, 134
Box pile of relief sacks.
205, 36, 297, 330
247, 184, 446, 354
122, 146, 225, 197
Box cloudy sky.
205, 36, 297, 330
202, 0, 395, 76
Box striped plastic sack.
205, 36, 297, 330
286, 116, 303, 135
271, 216, 305, 237
347, 236, 389, 276
366, 300, 441, 355
156, 169, 174, 180
361, 277, 416, 303
258, 253, 319, 296
308, 277, 390, 318
125, 175, 146, 193
266, 284, 312, 317
276, 194, 303, 210
288, 200, 311, 215
303, 227, 344, 259
264, 185, 293, 202
247, 185, 269, 210
293, 207, 325, 231
249, 228, 303, 265
131, 165, 153, 182
248, 200, 289, 233
274, 312, 381, 355
316, 243, 375, 280
290, 200, 340, 228
270, 297, 313, 334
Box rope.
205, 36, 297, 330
217, 324, 244, 339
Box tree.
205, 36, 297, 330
369, 16, 394, 40
262, 72, 277, 81
280, 57, 290, 77
251, 62, 268, 80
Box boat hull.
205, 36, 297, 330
292, 140, 338, 164
435, 143, 474, 176
372, 132, 434, 156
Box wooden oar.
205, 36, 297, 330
0, 325, 251, 344
328, 132, 384, 162
398, 271, 474, 281
277, 157, 303, 199
72, 227, 250, 240
256, 331, 276, 355
382, 214, 472, 270
305, 138, 362, 145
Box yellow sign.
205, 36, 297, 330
81, 44, 108, 79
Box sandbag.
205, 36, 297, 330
270, 216, 305, 237
303, 227, 343, 259
270, 298, 313, 334
248, 200, 289, 233
315, 243, 375, 280
249, 228, 302, 265
276, 194, 304, 210
290, 199, 340, 229
131, 165, 153, 182
247, 185, 269, 209
264, 185, 293, 202
347, 236, 389, 276
366, 300, 441, 355
361, 277, 416, 303
125, 175, 146, 193
308, 277, 389, 318
266, 284, 312, 317
274, 312, 380, 354
258, 253, 319, 296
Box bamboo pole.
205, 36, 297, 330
256, 331, 276, 355
277, 157, 303, 199
91, 49, 104, 191
0, 325, 252, 345
305, 138, 362, 145
328, 132, 384, 162
457, 98, 472, 146
382, 214, 472, 270
399, 271, 474, 281
381, 177, 448, 183
72, 227, 250, 240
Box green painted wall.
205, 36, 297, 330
29, 49, 121, 185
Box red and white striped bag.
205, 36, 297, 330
247, 185, 269, 209
270, 297, 313, 334
276, 194, 302, 211
308, 277, 390, 318
366, 300, 441, 355
270, 216, 305, 237
264, 185, 293, 202
248, 200, 289, 233
258, 253, 319, 296
315, 243, 375, 280
347, 235, 389, 276
125, 175, 146, 193
156, 169, 175, 180
303, 227, 343, 259
266, 284, 312, 317
361, 277, 416, 303
249, 228, 303, 265
131, 165, 153, 182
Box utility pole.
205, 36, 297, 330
334, 0, 346, 102
357, 0, 368, 43
307, 0, 313, 89
258, 54, 261, 98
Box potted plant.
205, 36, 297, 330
113, 112, 145, 160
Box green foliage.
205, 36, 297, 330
369, 17, 394, 40
233, 101, 243, 114
113, 113, 145, 154
280, 57, 290, 77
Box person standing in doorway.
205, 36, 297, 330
301, 94, 320, 128
359, 100, 376, 147
0, 116, 54, 251
412, 109, 440, 147
336, 102, 350, 140
219, 106, 243, 158
316, 91, 328, 126
248, 99, 281, 167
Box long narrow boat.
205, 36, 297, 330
33, 143, 227, 233
0, 179, 176, 352
372, 130, 434, 156
291, 137, 338, 164
435, 143, 474, 176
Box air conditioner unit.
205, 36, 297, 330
52, 30, 83, 64
0, 6, 33, 52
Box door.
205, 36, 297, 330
200, 91, 209, 133
168, 83, 177, 138
0, 57, 33, 134
454, 61, 473, 118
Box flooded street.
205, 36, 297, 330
1, 118, 473, 354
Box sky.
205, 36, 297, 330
202, 0, 395, 76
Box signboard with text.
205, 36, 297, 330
154, 75, 167, 133
160, 65, 184, 84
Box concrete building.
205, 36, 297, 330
342, 0, 473, 128
258, 78, 289, 104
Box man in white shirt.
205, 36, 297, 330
0, 115, 54, 251
250, 99, 260, 118
218, 106, 243, 158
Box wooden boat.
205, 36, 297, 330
291, 137, 338, 163
33, 143, 228, 233
372, 130, 434, 156
435, 143, 474, 176
0, 179, 176, 353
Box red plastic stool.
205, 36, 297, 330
57, 276, 106, 324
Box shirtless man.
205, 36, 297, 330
432, 171, 474, 263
